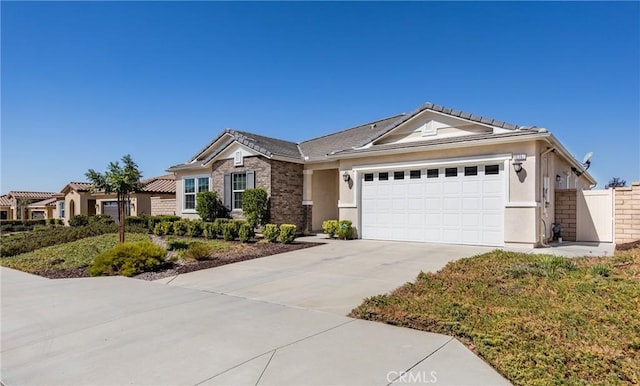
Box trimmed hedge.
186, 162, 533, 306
1, 219, 48, 232
322, 220, 338, 238
0, 222, 147, 257
277, 224, 297, 244
263, 224, 280, 243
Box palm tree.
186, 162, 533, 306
86, 155, 143, 243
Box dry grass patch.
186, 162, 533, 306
350, 248, 640, 385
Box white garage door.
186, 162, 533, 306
361, 164, 505, 247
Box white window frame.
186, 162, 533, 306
231, 172, 247, 210
182, 175, 211, 213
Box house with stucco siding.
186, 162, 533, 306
168, 102, 595, 248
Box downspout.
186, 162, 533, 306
539, 147, 556, 247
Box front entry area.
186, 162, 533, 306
361, 163, 505, 247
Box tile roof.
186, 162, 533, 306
299, 114, 405, 161
66, 182, 94, 192
329, 131, 545, 157
7, 191, 57, 200
0, 195, 11, 206
170, 101, 536, 167
223, 129, 302, 159
28, 197, 58, 207
141, 174, 176, 194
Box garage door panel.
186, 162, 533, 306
443, 197, 460, 210
462, 213, 480, 226
462, 180, 481, 194
361, 163, 504, 246
425, 183, 441, 195
443, 181, 460, 194
483, 180, 503, 193
462, 197, 481, 210
443, 213, 460, 226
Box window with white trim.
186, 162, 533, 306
183, 176, 210, 211
232, 173, 247, 210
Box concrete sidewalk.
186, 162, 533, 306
1, 265, 509, 385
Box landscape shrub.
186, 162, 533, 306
173, 220, 189, 236
203, 222, 218, 239
239, 222, 255, 243
88, 241, 167, 277
182, 242, 214, 261
335, 220, 353, 240
196, 191, 228, 222
221, 223, 236, 241
0, 219, 47, 229
166, 238, 190, 251
213, 218, 230, 234
90, 214, 115, 225
187, 220, 204, 237
124, 216, 146, 227
69, 215, 90, 227
263, 224, 279, 243
153, 221, 174, 236
322, 220, 339, 238
241, 188, 269, 228
0, 222, 149, 257
277, 224, 297, 244
55, 219, 64, 226
147, 215, 181, 231
47, 218, 56, 226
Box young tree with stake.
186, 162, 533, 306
86, 155, 143, 243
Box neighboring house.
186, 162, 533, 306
27, 197, 58, 220
55, 175, 176, 223
0, 191, 57, 220
92, 174, 176, 219
170, 101, 594, 247
0, 195, 12, 220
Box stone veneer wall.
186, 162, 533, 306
211, 156, 303, 230
614, 182, 640, 244
554, 189, 577, 241
270, 160, 304, 231
150, 197, 176, 216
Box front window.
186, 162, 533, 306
59, 202, 65, 218
232, 173, 247, 210
184, 176, 210, 211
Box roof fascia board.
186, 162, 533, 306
189, 131, 233, 163
544, 134, 597, 185
327, 133, 550, 160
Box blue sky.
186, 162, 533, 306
2, 1, 639, 193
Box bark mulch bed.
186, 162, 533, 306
34, 241, 323, 280
616, 239, 640, 251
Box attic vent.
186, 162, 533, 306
234, 151, 243, 166
370, 124, 376, 129
421, 120, 437, 136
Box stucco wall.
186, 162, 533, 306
615, 182, 640, 244
311, 169, 339, 230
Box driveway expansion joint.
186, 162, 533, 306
385, 336, 455, 386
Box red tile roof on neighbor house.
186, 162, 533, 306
28, 197, 58, 207
141, 174, 175, 194
0, 195, 12, 206
7, 191, 57, 200
66, 182, 94, 192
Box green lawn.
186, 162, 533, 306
350, 248, 640, 385
0, 233, 151, 272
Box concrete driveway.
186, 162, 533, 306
1, 240, 509, 386
160, 238, 495, 315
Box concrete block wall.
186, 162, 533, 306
614, 182, 640, 244
150, 197, 176, 216
554, 189, 577, 241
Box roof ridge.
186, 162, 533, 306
299, 114, 406, 144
